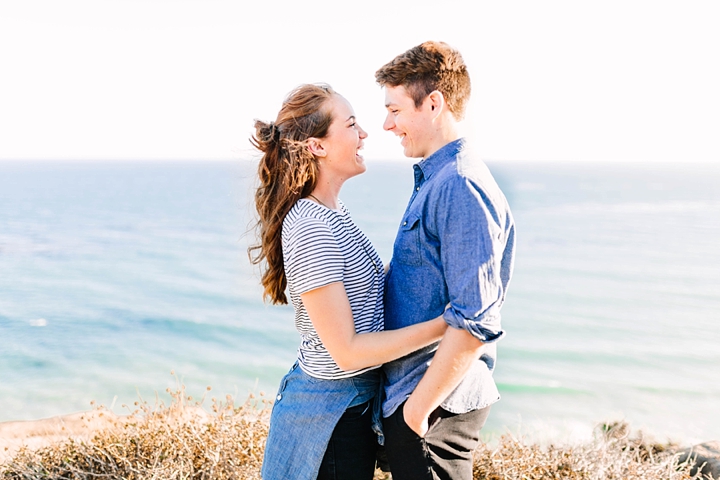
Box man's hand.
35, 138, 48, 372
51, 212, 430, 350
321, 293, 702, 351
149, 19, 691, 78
403, 393, 431, 437
401, 326, 486, 438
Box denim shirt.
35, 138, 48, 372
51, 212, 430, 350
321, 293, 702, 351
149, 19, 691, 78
262, 363, 381, 480
383, 138, 516, 418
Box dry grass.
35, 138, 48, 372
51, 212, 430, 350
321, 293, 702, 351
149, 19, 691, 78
472, 421, 707, 480
1, 382, 270, 480
0, 386, 708, 480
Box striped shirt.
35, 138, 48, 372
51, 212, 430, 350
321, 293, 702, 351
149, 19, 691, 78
282, 198, 384, 379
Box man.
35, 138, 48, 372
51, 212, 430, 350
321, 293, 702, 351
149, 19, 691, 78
377, 41, 516, 480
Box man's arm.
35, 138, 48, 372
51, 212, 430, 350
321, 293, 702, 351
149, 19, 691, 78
402, 326, 484, 436
403, 177, 507, 436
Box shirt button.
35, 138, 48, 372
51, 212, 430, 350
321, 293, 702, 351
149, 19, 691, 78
416, 187, 420, 191
276, 394, 282, 401
403, 221, 407, 226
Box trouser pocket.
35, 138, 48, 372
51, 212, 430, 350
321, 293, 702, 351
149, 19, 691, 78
383, 401, 435, 480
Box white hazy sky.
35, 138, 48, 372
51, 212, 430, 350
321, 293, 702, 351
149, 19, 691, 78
1, 0, 718, 162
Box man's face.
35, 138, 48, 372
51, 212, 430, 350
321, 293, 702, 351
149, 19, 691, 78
383, 85, 434, 159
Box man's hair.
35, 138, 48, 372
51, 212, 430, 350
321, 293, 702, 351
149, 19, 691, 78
375, 41, 471, 120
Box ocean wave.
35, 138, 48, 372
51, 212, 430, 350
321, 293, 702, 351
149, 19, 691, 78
540, 200, 720, 215
497, 382, 590, 395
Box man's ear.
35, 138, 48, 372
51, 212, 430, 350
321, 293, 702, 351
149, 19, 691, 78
427, 90, 445, 117
307, 138, 327, 158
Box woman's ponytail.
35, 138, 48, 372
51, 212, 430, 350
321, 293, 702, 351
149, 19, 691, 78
248, 84, 335, 304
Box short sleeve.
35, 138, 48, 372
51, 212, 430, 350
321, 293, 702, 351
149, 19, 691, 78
284, 216, 344, 294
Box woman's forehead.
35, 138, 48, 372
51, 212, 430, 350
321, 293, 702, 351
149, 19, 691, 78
328, 94, 355, 121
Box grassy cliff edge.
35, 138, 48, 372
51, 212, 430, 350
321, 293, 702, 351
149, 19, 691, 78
0, 386, 710, 480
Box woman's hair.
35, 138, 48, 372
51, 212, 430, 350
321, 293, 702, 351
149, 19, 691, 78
248, 83, 336, 304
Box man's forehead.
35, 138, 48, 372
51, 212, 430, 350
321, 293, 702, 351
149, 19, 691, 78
384, 85, 412, 105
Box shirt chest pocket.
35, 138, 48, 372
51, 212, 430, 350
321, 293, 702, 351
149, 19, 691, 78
393, 214, 423, 266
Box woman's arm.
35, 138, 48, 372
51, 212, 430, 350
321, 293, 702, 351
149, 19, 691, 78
301, 282, 446, 371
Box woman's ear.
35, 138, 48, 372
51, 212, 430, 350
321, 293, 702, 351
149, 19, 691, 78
307, 138, 327, 158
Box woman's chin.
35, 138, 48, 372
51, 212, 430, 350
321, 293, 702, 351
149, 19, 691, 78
355, 155, 367, 172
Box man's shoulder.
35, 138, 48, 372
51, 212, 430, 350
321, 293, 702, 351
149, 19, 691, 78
455, 144, 494, 180
457, 146, 509, 202
427, 139, 484, 178
431, 151, 496, 196
427, 147, 512, 227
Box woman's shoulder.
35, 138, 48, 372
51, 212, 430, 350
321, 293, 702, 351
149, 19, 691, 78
283, 199, 336, 239
286, 198, 329, 221
287, 198, 349, 222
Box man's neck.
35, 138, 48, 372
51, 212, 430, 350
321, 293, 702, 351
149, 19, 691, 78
423, 120, 461, 160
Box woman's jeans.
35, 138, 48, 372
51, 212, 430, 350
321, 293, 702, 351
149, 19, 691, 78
317, 400, 378, 480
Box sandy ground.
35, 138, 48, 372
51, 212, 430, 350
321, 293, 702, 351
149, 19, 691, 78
0, 409, 121, 463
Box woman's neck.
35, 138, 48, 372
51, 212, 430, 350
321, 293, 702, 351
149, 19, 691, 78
309, 177, 342, 210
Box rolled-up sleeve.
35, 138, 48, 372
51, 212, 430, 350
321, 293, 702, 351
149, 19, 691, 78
436, 177, 507, 343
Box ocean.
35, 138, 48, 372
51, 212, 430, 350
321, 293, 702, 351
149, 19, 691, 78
1, 160, 719, 445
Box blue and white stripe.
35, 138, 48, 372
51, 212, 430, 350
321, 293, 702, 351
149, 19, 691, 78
282, 198, 384, 379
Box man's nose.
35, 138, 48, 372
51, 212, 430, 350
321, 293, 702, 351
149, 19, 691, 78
383, 114, 394, 131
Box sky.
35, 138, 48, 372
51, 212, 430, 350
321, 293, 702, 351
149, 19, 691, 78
1, 0, 718, 163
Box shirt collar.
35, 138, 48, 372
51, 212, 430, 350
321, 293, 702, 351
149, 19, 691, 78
413, 138, 466, 184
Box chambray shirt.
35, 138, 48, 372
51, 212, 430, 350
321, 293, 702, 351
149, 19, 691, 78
262, 363, 380, 480
383, 138, 516, 418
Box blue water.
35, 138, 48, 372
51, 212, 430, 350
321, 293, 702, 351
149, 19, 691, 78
1, 160, 719, 445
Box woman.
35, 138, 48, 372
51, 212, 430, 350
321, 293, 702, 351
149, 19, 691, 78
249, 84, 446, 480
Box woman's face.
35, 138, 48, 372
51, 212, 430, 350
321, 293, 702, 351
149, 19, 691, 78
317, 94, 368, 182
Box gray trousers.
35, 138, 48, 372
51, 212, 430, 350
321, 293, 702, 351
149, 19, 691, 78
383, 401, 491, 480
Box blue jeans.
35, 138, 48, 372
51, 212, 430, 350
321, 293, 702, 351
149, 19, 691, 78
317, 400, 378, 480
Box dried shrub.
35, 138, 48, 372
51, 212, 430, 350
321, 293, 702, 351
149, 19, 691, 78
0, 390, 708, 480
472, 421, 705, 480
1, 382, 271, 480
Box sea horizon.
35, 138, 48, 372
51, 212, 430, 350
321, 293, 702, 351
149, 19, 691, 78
1, 159, 719, 446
